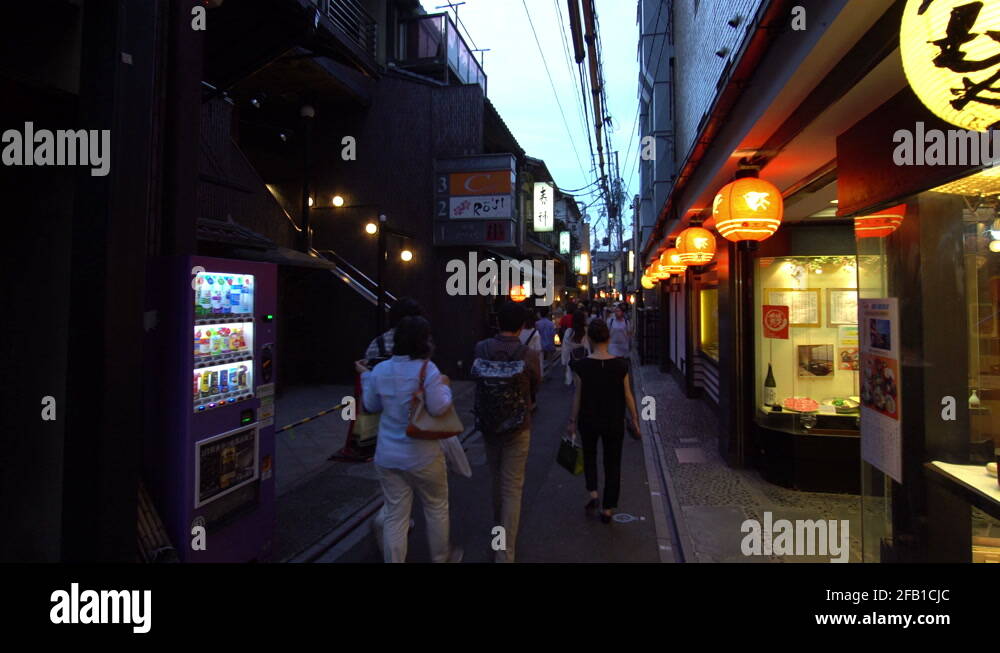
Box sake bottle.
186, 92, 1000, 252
764, 363, 778, 408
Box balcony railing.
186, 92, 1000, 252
395, 13, 487, 94
314, 0, 377, 61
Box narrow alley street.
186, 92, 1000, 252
316, 358, 666, 563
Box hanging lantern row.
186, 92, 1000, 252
712, 176, 783, 242
854, 204, 905, 239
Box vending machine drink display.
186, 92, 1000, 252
145, 256, 276, 562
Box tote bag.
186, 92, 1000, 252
406, 360, 464, 440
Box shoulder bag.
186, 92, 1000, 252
407, 360, 464, 440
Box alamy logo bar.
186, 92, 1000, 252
2, 121, 111, 176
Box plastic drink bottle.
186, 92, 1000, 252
210, 371, 219, 395
199, 331, 210, 356
241, 277, 252, 313
210, 278, 222, 313
200, 372, 210, 397
220, 367, 229, 393
194, 330, 201, 356
219, 327, 230, 353
229, 368, 239, 389
199, 276, 212, 315
210, 329, 223, 354
218, 277, 229, 314
195, 278, 203, 316
230, 277, 242, 314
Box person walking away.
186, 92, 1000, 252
607, 303, 632, 358
359, 316, 461, 563
518, 311, 543, 396
558, 305, 576, 342
363, 297, 423, 361
567, 319, 641, 523
535, 306, 557, 366
472, 303, 541, 563
561, 309, 590, 385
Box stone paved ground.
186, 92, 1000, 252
634, 362, 862, 563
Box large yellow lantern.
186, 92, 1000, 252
675, 226, 716, 265
712, 177, 783, 242
641, 274, 656, 289
901, 0, 1000, 131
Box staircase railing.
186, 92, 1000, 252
312, 248, 394, 311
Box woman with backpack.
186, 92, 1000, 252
607, 303, 632, 358
561, 309, 590, 386
357, 315, 461, 563
567, 319, 642, 524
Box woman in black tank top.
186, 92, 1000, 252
567, 319, 641, 523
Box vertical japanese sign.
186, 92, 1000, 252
533, 182, 554, 232
559, 230, 570, 254
859, 298, 902, 483
762, 305, 789, 340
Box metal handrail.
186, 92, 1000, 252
318, 0, 377, 59
312, 248, 396, 309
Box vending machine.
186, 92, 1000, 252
144, 256, 277, 562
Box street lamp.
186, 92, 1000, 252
365, 222, 378, 235
400, 249, 413, 262
332, 195, 345, 207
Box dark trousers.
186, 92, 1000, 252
578, 423, 625, 510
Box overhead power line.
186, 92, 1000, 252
521, 0, 590, 182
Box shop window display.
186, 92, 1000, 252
754, 255, 861, 435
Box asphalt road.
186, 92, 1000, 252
327, 360, 660, 563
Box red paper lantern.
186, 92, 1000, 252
659, 247, 687, 274
713, 177, 783, 242
675, 226, 717, 265
854, 204, 905, 238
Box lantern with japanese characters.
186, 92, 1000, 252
641, 274, 656, 289
901, 0, 1000, 131
712, 177, 783, 242
660, 247, 687, 274
854, 204, 906, 238
675, 226, 716, 265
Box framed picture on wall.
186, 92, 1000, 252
827, 288, 859, 326
764, 288, 821, 328
798, 344, 835, 378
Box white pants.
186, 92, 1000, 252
374, 454, 450, 563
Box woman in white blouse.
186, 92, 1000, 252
358, 316, 460, 563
